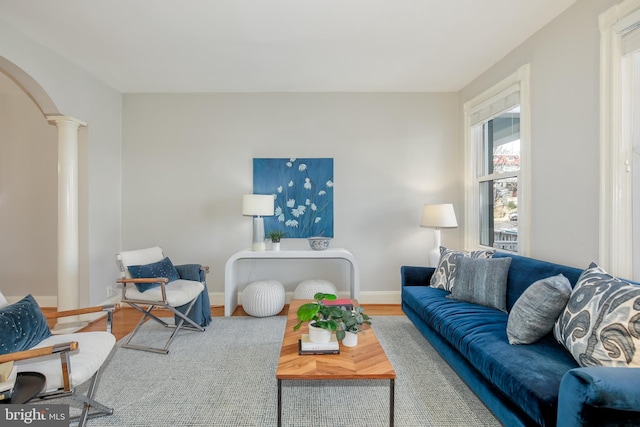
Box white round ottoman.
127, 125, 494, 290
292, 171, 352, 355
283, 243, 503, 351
293, 279, 338, 299
242, 280, 285, 317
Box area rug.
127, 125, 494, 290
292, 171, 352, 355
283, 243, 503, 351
65, 316, 499, 426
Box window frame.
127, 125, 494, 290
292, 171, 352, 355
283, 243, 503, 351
463, 64, 531, 255
599, 0, 640, 279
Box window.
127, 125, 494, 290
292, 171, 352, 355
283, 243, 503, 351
600, 0, 640, 279
464, 65, 530, 254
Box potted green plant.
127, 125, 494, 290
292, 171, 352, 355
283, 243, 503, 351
293, 293, 343, 343
268, 230, 286, 251
338, 306, 371, 347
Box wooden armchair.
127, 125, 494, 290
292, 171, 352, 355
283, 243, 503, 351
0, 293, 117, 427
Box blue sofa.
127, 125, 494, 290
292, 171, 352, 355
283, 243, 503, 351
401, 252, 640, 427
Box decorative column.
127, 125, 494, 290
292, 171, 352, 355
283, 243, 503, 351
47, 115, 87, 331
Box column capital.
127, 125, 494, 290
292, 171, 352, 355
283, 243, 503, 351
46, 115, 87, 128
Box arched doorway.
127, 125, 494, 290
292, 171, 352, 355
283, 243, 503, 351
0, 56, 86, 324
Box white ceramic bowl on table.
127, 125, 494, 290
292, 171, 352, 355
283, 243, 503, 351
308, 237, 331, 251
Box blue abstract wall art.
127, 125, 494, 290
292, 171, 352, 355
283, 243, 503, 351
253, 158, 334, 238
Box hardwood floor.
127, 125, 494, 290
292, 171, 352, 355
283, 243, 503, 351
75, 304, 404, 341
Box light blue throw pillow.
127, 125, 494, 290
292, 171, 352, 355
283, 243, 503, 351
449, 256, 512, 312
506, 274, 572, 345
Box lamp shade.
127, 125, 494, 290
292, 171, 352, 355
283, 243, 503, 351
242, 194, 274, 217
420, 204, 458, 229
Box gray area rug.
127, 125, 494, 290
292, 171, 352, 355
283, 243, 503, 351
65, 316, 499, 426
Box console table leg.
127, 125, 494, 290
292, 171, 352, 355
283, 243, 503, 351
390, 378, 395, 427
277, 379, 282, 427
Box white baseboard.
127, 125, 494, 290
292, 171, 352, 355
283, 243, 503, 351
208, 290, 401, 307
13, 292, 398, 318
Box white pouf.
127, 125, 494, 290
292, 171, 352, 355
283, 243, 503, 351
293, 279, 338, 299
242, 280, 285, 317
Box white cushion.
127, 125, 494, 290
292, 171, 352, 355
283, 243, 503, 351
16, 332, 115, 392
293, 280, 337, 299
124, 279, 204, 307
243, 280, 285, 317
118, 247, 165, 279
0, 290, 8, 309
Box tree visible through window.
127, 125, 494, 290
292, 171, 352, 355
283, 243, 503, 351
475, 108, 520, 252
465, 65, 529, 255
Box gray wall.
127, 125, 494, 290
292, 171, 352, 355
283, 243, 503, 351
0, 72, 57, 303
0, 18, 122, 306
0, 0, 626, 304
122, 93, 460, 302
458, 0, 619, 268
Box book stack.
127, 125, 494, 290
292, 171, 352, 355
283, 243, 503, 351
321, 298, 353, 311
0, 361, 17, 401
298, 334, 340, 355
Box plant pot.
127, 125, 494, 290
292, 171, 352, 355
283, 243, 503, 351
271, 242, 280, 251
308, 322, 331, 343
341, 331, 358, 347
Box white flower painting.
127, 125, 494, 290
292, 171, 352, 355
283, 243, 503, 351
253, 158, 334, 238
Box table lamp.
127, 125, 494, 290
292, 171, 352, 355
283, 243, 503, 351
420, 203, 458, 267
243, 194, 274, 251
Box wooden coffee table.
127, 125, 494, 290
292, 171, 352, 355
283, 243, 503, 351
276, 299, 396, 426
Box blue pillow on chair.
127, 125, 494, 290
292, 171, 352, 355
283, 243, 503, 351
128, 257, 180, 292
0, 294, 52, 355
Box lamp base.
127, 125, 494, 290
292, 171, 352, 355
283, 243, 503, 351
429, 228, 442, 267
252, 217, 266, 251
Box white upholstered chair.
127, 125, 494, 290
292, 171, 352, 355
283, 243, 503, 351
0, 291, 116, 426
116, 246, 210, 354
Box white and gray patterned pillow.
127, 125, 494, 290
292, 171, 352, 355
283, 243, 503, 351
553, 263, 640, 367
429, 246, 496, 291
507, 274, 572, 345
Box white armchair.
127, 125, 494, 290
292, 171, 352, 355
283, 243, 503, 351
0, 291, 116, 426
116, 246, 210, 354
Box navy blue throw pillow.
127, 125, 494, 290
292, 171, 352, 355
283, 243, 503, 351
128, 257, 180, 292
0, 294, 53, 355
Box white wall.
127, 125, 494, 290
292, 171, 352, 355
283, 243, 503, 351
0, 0, 624, 306
458, 0, 620, 269
0, 72, 58, 301
122, 93, 460, 302
0, 18, 122, 306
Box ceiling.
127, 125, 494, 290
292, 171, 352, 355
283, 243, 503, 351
0, 0, 576, 93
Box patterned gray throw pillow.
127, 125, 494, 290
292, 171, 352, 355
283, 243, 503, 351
429, 246, 496, 291
507, 274, 572, 345
553, 263, 640, 367
449, 256, 512, 312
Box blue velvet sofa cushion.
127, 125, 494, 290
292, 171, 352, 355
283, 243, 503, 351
403, 285, 579, 426
493, 252, 583, 311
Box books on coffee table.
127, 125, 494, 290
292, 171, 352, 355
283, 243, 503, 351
298, 334, 340, 355
321, 298, 354, 310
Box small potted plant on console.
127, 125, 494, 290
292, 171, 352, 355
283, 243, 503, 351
293, 293, 343, 343
268, 230, 286, 251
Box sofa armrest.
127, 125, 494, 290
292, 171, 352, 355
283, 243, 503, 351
401, 266, 435, 287
558, 367, 640, 427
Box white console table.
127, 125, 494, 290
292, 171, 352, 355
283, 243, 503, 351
224, 248, 360, 316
